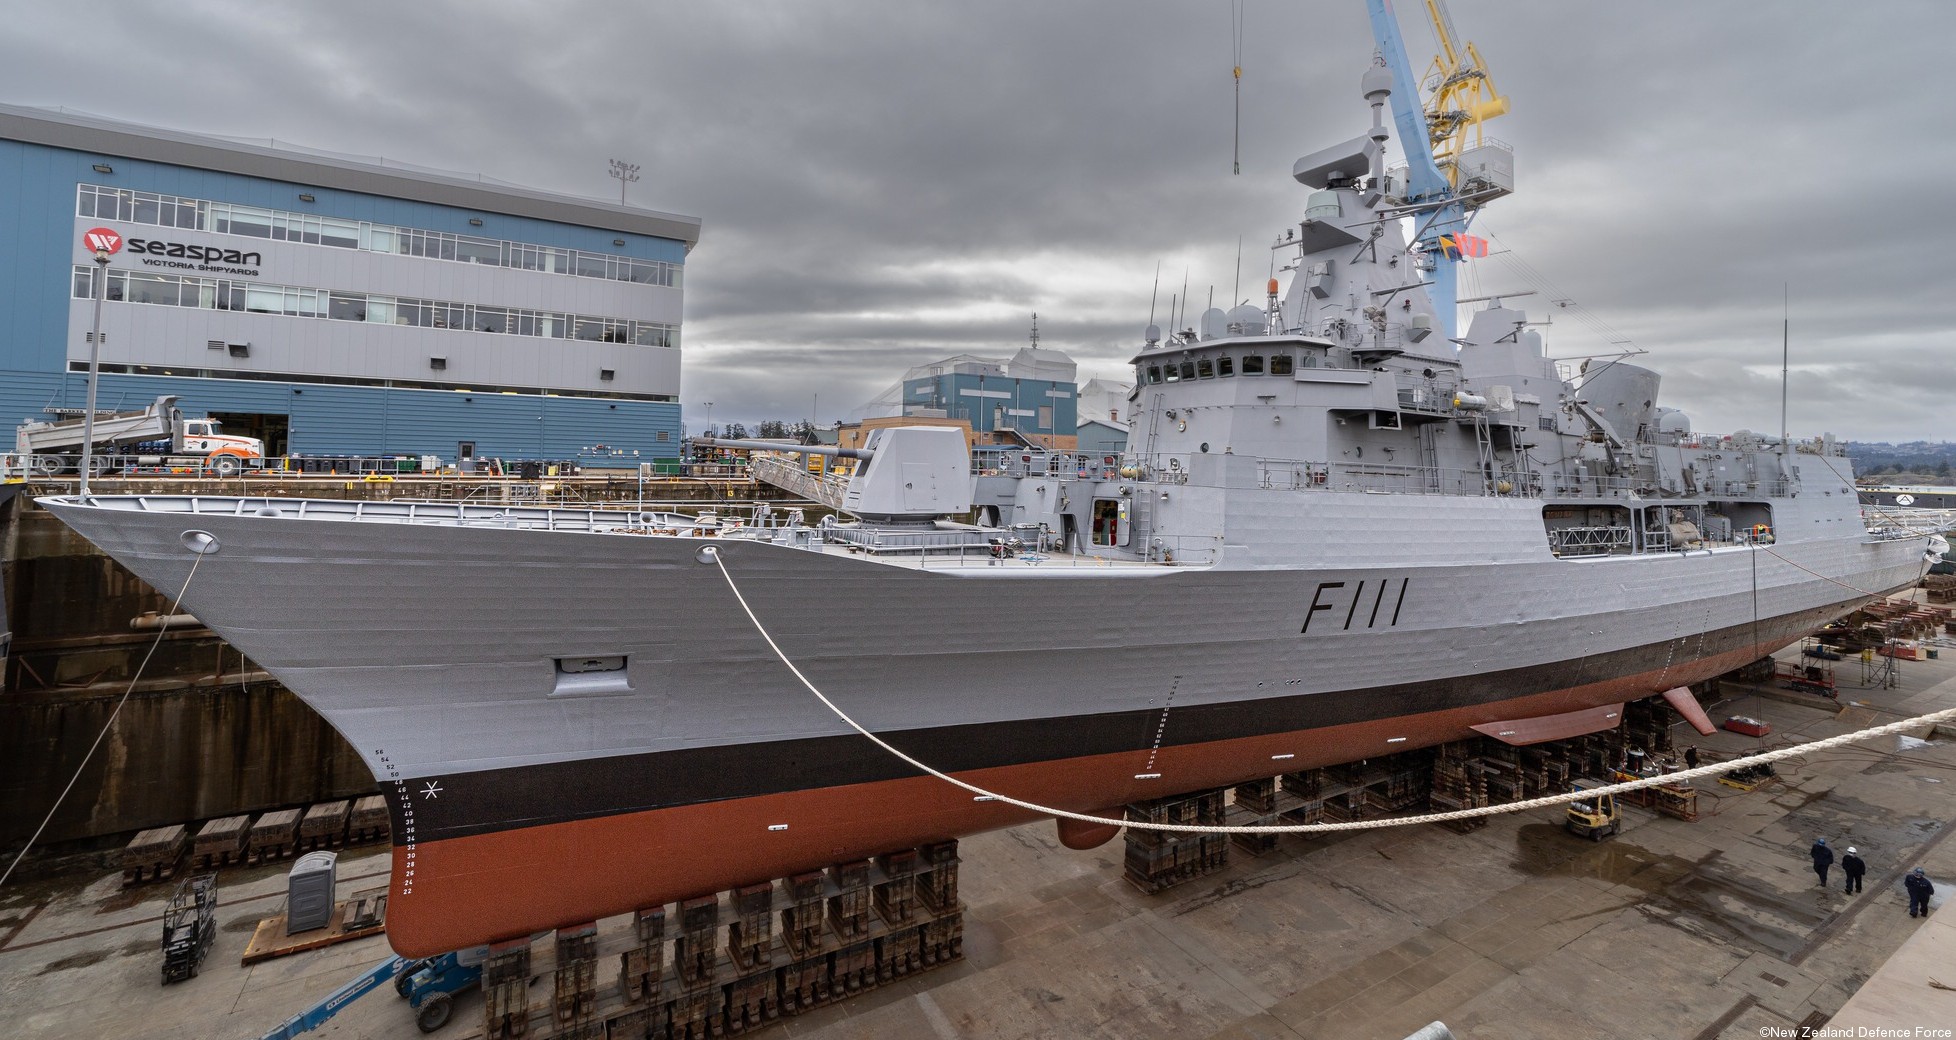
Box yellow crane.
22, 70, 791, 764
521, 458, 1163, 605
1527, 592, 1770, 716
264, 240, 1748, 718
1419, 0, 1509, 196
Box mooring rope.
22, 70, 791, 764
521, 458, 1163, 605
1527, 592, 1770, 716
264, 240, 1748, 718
708, 547, 1956, 835
0, 551, 205, 892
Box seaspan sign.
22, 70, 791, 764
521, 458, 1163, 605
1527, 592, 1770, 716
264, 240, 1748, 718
126, 236, 262, 276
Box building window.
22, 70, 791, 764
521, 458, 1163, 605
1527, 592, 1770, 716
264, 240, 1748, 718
72, 265, 668, 350
79, 184, 683, 290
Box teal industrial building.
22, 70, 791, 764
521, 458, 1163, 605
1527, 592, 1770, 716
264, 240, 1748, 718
0, 102, 700, 464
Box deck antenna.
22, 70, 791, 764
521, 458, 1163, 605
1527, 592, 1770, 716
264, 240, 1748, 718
1232, 0, 1245, 174
1780, 283, 1789, 457
1233, 235, 1243, 306
1178, 268, 1190, 334
1147, 261, 1162, 327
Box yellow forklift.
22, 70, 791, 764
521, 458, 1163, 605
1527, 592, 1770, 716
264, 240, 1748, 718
1565, 779, 1621, 841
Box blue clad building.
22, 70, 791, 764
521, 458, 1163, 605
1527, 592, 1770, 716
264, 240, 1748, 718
891, 348, 1080, 449
0, 102, 700, 463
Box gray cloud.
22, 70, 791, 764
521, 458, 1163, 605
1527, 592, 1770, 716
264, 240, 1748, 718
5, 1, 1949, 440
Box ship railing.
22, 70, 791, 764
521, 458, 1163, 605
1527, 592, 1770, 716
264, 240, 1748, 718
827, 526, 1218, 567
1251, 458, 1536, 498
1545, 475, 1796, 501
1548, 525, 1634, 557
970, 449, 1090, 478
1396, 380, 1459, 414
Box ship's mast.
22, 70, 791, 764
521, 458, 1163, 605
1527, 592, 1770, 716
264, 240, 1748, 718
1361, 0, 1508, 343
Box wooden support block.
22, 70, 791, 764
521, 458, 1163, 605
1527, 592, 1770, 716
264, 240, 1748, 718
556, 921, 599, 963
484, 936, 532, 985
723, 969, 778, 1034
190, 815, 251, 870
342, 887, 388, 931
678, 894, 719, 932
633, 905, 666, 945
875, 928, 921, 982
916, 858, 959, 915
122, 824, 189, 887
346, 795, 390, 844
620, 943, 662, 1004
827, 861, 871, 940
675, 896, 720, 992
833, 939, 878, 994
667, 989, 715, 1040
245, 809, 301, 865
608, 1005, 663, 1040
777, 956, 831, 1014
872, 850, 918, 926
921, 913, 965, 966
728, 883, 773, 971
298, 800, 350, 851
484, 977, 529, 1039
553, 958, 597, 1024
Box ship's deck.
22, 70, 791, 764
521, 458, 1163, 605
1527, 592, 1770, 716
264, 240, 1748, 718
45, 493, 1188, 571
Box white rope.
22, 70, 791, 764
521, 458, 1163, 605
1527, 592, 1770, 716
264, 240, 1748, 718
709, 549, 1956, 834
0, 550, 205, 890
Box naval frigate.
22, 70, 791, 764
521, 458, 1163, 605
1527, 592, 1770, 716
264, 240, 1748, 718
41, 48, 1936, 957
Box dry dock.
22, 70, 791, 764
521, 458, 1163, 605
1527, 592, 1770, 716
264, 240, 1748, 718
3, 642, 1953, 1040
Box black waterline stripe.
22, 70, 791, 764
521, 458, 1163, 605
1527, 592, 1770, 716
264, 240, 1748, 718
388, 599, 1859, 845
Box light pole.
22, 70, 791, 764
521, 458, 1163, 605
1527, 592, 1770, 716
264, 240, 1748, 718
79, 248, 111, 495
608, 159, 640, 206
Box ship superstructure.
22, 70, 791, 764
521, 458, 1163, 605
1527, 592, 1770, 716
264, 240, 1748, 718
38, 25, 1934, 957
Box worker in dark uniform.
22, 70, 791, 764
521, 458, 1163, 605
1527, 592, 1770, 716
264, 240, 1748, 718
1811, 838, 1833, 886
1684, 746, 1700, 770
1841, 847, 1865, 894
1905, 868, 1934, 917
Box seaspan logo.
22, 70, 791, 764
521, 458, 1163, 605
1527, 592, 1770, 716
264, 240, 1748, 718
128, 238, 263, 268
82, 227, 123, 254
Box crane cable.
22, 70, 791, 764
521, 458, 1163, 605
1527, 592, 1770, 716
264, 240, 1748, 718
707, 547, 1956, 836
0, 550, 206, 892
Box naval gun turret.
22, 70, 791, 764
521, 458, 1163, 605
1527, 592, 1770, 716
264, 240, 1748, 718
699, 426, 973, 522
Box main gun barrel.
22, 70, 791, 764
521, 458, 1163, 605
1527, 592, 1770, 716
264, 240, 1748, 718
694, 437, 873, 460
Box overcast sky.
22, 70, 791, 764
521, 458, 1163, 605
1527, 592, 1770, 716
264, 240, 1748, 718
4, 2, 1949, 441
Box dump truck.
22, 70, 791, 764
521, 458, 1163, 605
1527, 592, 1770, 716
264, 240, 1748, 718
12, 395, 264, 477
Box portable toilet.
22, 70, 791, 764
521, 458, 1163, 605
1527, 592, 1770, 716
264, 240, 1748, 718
287, 851, 337, 933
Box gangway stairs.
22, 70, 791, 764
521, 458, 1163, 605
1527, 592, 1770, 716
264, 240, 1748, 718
747, 452, 851, 512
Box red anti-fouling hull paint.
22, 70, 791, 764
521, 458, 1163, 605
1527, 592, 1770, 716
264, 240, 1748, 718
381, 636, 1780, 955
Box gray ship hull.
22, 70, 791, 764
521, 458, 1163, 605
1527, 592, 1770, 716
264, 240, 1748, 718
38, 491, 1927, 954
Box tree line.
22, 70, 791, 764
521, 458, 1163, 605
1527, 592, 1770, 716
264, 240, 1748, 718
699, 420, 821, 444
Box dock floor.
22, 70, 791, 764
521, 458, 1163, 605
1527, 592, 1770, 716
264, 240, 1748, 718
4, 645, 1953, 1040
